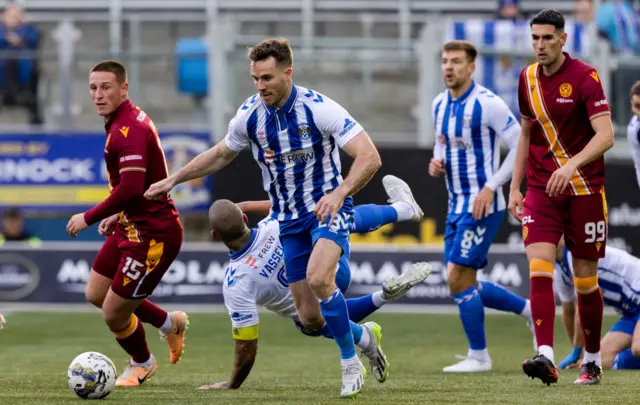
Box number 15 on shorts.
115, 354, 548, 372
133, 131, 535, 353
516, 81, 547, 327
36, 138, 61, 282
584, 221, 606, 243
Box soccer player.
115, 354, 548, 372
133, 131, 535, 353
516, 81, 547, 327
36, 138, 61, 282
145, 38, 382, 398
554, 238, 640, 371
627, 81, 640, 187
0, 313, 5, 329
508, 9, 614, 385
236, 174, 423, 232
198, 200, 431, 390
65, 61, 188, 387
429, 40, 522, 372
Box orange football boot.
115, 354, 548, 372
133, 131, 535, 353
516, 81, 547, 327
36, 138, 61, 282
115, 355, 158, 387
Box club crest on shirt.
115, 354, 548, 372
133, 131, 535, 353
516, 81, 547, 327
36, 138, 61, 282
559, 83, 572, 98
297, 125, 311, 140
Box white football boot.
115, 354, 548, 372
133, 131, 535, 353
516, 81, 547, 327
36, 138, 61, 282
360, 322, 389, 383
382, 262, 432, 300
340, 358, 366, 398
443, 353, 492, 373
382, 174, 424, 221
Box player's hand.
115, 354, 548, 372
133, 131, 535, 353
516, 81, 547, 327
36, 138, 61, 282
508, 189, 524, 223
472, 187, 495, 220
98, 214, 119, 237
559, 346, 583, 369
314, 189, 346, 229
198, 381, 232, 390
144, 177, 176, 200
428, 158, 445, 177
546, 161, 577, 197
66, 213, 88, 237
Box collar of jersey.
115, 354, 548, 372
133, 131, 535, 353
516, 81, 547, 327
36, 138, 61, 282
105, 99, 133, 130
229, 228, 259, 261
265, 85, 298, 115
447, 80, 475, 105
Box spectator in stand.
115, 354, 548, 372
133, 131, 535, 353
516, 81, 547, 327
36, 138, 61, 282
0, 2, 42, 124
497, 0, 523, 21
0, 207, 40, 246
596, 0, 640, 54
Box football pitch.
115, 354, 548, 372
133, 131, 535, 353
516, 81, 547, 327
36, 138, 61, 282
0, 312, 636, 404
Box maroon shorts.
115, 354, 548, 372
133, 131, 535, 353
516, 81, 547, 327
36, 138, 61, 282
92, 219, 183, 299
522, 188, 607, 260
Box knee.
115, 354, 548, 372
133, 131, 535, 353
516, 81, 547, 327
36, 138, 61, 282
630, 344, 640, 358
447, 265, 476, 294
307, 271, 333, 296
101, 308, 132, 332
85, 287, 105, 309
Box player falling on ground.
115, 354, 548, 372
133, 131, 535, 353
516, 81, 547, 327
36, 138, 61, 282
553, 238, 640, 371
508, 9, 614, 385
146, 38, 383, 398
626, 80, 640, 186
429, 40, 524, 372
198, 199, 431, 390
66, 61, 189, 387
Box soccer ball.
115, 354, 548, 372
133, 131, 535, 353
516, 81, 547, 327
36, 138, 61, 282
67, 352, 117, 399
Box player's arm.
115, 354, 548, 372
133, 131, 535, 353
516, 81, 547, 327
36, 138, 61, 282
237, 200, 272, 216
507, 118, 530, 222
227, 329, 259, 389
336, 132, 382, 198
170, 140, 239, 187
474, 98, 521, 219
429, 96, 445, 177
626, 126, 640, 189
84, 128, 149, 226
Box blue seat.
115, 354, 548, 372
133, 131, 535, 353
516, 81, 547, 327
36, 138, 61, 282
176, 38, 208, 96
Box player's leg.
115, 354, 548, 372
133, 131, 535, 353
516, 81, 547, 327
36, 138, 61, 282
566, 192, 607, 385
308, 209, 367, 398
350, 175, 423, 233
443, 211, 503, 373
602, 317, 635, 369
520, 188, 563, 385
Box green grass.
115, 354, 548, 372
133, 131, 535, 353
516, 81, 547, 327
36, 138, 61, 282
0, 312, 636, 404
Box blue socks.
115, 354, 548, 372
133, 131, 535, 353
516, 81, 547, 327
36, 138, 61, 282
478, 281, 527, 315
320, 288, 357, 359
613, 349, 640, 369
346, 295, 378, 323
452, 285, 487, 351
352, 204, 398, 233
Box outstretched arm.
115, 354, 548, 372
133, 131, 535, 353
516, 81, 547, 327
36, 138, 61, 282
199, 338, 258, 390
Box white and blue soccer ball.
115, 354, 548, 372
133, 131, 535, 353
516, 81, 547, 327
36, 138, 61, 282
67, 352, 117, 399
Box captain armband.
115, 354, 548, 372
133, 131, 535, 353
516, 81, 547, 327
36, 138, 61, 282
232, 324, 259, 340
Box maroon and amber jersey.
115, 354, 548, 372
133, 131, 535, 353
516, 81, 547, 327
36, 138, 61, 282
104, 100, 179, 240
518, 53, 610, 196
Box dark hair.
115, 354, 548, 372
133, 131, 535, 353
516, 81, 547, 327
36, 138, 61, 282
90, 60, 127, 84
247, 38, 293, 68
530, 9, 565, 30
442, 40, 478, 63
631, 81, 640, 98
3, 207, 22, 220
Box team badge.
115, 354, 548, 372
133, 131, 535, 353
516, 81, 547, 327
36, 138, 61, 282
559, 83, 572, 98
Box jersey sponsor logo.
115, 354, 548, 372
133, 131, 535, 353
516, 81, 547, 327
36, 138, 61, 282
590, 71, 600, 83
556, 98, 574, 104
594, 100, 608, 107
339, 118, 357, 137
136, 110, 147, 122
231, 312, 253, 322
119, 154, 143, 163
275, 149, 316, 164
522, 215, 535, 225
559, 83, 572, 98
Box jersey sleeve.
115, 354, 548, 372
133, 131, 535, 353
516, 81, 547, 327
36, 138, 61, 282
487, 96, 521, 149
627, 122, 640, 189
224, 108, 250, 152
553, 263, 576, 303
432, 95, 445, 160
113, 125, 149, 174
312, 94, 364, 148
517, 69, 533, 120
580, 69, 610, 121
223, 271, 260, 331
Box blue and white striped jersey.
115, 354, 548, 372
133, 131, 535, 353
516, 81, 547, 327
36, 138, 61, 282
554, 246, 640, 317
626, 115, 640, 189
224, 85, 364, 221
432, 81, 520, 215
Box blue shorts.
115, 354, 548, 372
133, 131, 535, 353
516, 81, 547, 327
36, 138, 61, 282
280, 200, 354, 284
610, 314, 640, 336
444, 210, 504, 270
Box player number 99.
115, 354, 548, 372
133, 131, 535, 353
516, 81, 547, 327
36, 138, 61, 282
584, 220, 606, 243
